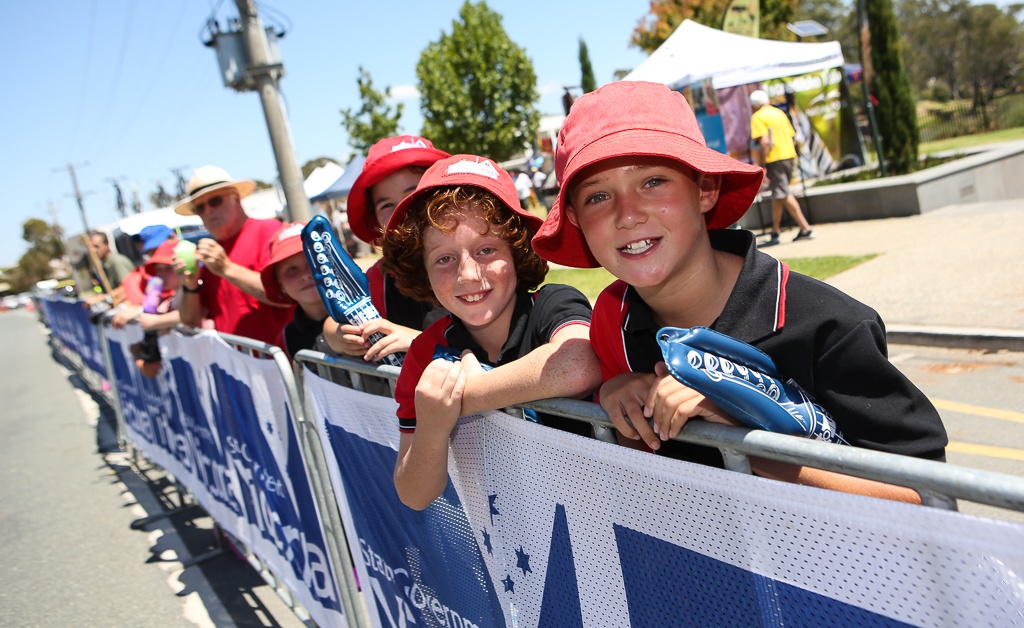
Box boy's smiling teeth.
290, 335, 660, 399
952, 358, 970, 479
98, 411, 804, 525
620, 239, 654, 254
461, 292, 485, 303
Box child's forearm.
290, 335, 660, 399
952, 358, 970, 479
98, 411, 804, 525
750, 457, 922, 504
460, 327, 601, 416
393, 432, 452, 510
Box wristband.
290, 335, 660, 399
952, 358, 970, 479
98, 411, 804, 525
182, 281, 202, 294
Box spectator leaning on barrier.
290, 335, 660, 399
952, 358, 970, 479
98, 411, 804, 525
532, 81, 948, 504
381, 153, 602, 510
173, 166, 293, 347
89, 230, 136, 289
111, 225, 176, 327
322, 135, 450, 364
259, 222, 332, 359
131, 239, 183, 378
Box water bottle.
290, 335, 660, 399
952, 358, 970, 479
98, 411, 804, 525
142, 276, 164, 314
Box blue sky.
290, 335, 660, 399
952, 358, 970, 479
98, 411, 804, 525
1, 0, 651, 268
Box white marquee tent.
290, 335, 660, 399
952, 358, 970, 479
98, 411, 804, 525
623, 20, 845, 89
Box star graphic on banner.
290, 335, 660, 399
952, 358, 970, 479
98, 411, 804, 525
489, 493, 500, 526
502, 574, 515, 593
516, 545, 532, 576
482, 529, 493, 555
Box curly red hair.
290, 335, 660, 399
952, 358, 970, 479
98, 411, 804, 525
380, 186, 548, 304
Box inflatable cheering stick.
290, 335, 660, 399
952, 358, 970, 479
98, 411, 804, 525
656, 326, 848, 444
301, 215, 404, 367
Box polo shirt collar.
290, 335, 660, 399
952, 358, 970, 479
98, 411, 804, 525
621, 229, 788, 343
444, 288, 533, 366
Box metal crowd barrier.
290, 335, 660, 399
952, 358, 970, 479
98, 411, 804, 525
37, 295, 1024, 628
293, 350, 1024, 514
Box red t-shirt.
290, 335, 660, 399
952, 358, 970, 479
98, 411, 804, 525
199, 217, 294, 346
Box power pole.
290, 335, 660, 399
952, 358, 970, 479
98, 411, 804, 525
53, 162, 92, 234
232, 0, 310, 222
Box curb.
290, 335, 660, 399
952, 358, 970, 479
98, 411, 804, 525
887, 325, 1024, 352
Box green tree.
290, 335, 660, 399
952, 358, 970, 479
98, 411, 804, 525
11, 219, 63, 292
22, 218, 63, 261
898, 0, 969, 99
961, 4, 1023, 107
866, 0, 918, 174
340, 67, 404, 156
417, 1, 539, 161
579, 38, 597, 93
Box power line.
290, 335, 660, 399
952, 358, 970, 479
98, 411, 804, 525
82, 0, 138, 153
68, 0, 98, 154
93, 0, 190, 161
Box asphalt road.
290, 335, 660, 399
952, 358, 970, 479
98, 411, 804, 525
0, 309, 304, 628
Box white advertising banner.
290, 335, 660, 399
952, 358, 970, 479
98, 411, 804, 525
105, 327, 347, 628
304, 369, 1024, 628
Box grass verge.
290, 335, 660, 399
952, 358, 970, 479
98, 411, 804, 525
546, 254, 877, 301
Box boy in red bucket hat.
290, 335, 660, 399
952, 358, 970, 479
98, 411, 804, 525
381, 154, 601, 510
323, 135, 451, 364
260, 222, 332, 358
532, 81, 946, 502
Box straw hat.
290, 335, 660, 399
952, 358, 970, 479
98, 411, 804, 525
174, 165, 256, 216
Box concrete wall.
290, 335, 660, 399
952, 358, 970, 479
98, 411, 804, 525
736, 140, 1024, 230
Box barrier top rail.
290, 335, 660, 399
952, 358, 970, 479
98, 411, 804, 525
294, 349, 1024, 514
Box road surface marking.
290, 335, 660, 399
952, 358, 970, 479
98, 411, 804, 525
947, 441, 1024, 462
932, 398, 1024, 423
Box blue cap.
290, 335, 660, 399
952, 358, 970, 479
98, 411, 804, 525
138, 225, 174, 253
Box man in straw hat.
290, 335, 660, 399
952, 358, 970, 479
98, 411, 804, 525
173, 165, 292, 346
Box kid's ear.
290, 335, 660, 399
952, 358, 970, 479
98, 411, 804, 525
565, 203, 581, 228
698, 174, 722, 214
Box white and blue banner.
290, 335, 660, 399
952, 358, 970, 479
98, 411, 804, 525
304, 369, 1024, 628
40, 297, 106, 375
104, 326, 347, 628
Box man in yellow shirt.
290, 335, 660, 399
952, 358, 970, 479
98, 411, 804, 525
750, 90, 814, 245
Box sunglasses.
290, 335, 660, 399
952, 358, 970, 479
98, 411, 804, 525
192, 194, 233, 215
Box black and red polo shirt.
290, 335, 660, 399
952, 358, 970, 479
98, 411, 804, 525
396, 283, 593, 433
590, 229, 947, 465
366, 259, 446, 331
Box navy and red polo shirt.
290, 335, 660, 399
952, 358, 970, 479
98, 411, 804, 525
396, 283, 593, 433
590, 229, 948, 465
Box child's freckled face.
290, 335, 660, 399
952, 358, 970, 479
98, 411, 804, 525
371, 167, 424, 235
567, 155, 714, 290
423, 210, 517, 335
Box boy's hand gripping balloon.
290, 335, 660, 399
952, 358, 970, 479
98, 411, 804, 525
657, 326, 848, 444
301, 215, 403, 367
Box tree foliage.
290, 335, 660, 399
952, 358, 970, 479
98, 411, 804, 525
579, 38, 597, 93
630, 0, 799, 54
416, 1, 539, 161
340, 67, 404, 156
866, 0, 918, 174
8, 219, 64, 293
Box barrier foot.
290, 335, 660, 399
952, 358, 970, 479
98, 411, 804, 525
129, 502, 203, 530
178, 547, 227, 568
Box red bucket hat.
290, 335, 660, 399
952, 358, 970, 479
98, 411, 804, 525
143, 239, 179, 275
346, 135, 450, 244
532, 81, 764, 268
260, 222, 306, 305
387, 154, 543, 234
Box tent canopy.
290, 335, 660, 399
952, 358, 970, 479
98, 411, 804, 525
304, 162, 346, 199
310, 154, 366, 203
623, 20, 844, 90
